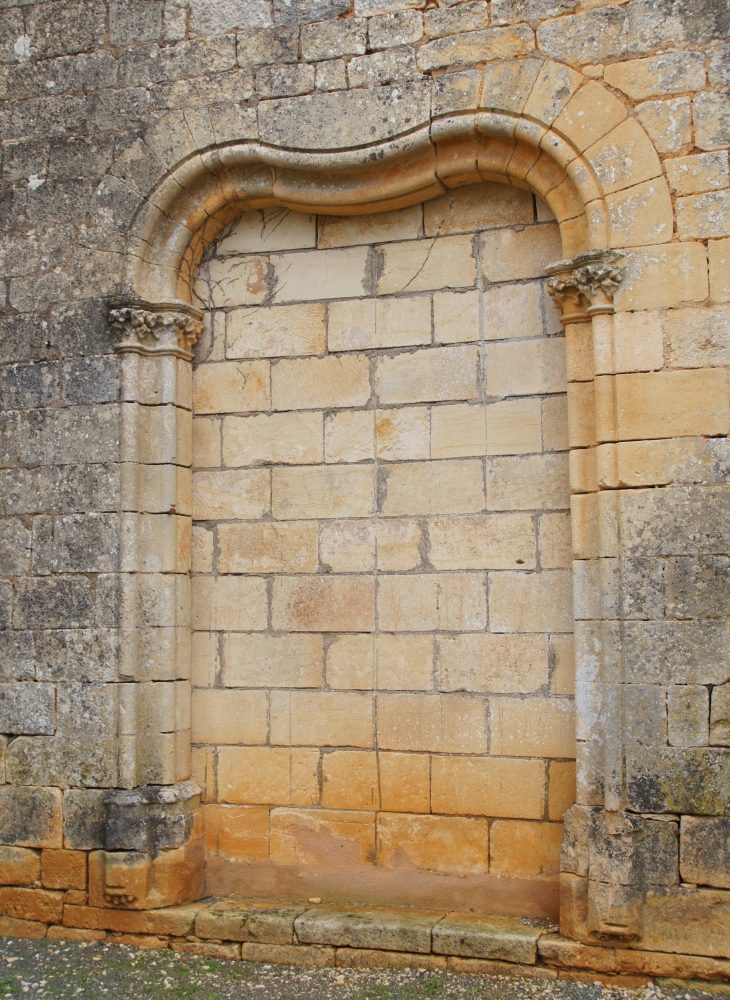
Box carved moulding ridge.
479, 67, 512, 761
109, 299, 204, 361
546, 250, 625, 325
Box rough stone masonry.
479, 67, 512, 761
0, 0, 729, 981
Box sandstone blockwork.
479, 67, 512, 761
0, 0, 729, 977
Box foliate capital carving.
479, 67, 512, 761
109, 300, 203, 360
545, 251, 625, 325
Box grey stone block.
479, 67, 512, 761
256, 62, 315, 98
348, 46, 418, 88
159, 34, 237, 79
642, 886, 730, 958
95, 574, 122, 628
0, 464, 120, 516
50, 299, 115, 359
708, 41, 730, 88
273, 0, 351, 25
0, 785, 62, 848
258, 80, 430, 150
627, 747, 730, 815
237, 25, 299, 67
32, 516, 53, 576
491, 0, 578, 25
0, 584, 11, 630
0, 681, 55, 735
53, 513, 120, 573
17, 405, 121, 467
537, 7, 627, 64
300, 17, 366, 60
665, 556, 730, 619
0, 518, 31, 576
624, 620, 730, 686
189, 0, 272, 35
0, 234, 40, 280
26, 178, 95, 226
62, 355, 120, 406
627, 0, 730, 49
296, 907, 441, 954
694, 91, 730, 153
0, 631, 35, 681
1, 141, 48, 185
432, 914, 540, 963
25, 2, 106, 60
368, 10, 422, 50
588, 812, 678, 887
86, 87, 151, 133
424, 1, 490, 39
622, 557, 664, 620
109, 1, 164, 45
680, 816, 730, 888
63, 788, 107, 850
0, 314, 49, 369
561, 804, 592, 877
625, 683, 667, 748
315, 58, 347, 91
6, 734, 117, 788
197, 901, 306, 944
13, 576, 94, 630
668, 685, 709, 747
620, 486, 730, 557
35, 629, 119, 683
105, 781, 200, 851
57, 681, 117, 737
711, 685, 730, 746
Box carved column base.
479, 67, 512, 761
89, 781, 204, 910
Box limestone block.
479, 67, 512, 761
191, 689, 268, 745
223, 632, 322, 689
417, 26, 535, 73
667, 685, 709, 748
665, 151, 729, 195
539, 512, 571, 569
490, 820, 562, 877
296, 906, 441, 953
223, 412, 323, 467
217, 522, 318, 574
428, 512, 535, 570
336, 949, 447, 971
425, 183, 533, 237
368, 11, 423, 50
711, 685, 730, 746
614, 370, 729, 440
192, 418, 220, 467
192, 469, 270, 519
491, 696, 575, 757
489, 569, 573, 633
0, 886, 64, 924
536, 8, 627, 67
204, 804, 269, 862
377, 572, 486, 631
431, 403, 486, 458
240, 942, 336, 966
642, 887, 730, 959
438, 633, 548, 694
680, 816, 730, 889
258, 82, 431, 150
41, 849, 86, 890
486, 398, 543, 455
196, 900, 306, 944
202, 257, 271, 308
328, 295, 431, 351
523, 60, 583, 127
433, 290, 478, 344
269, 808, 375, 866
585, 118, 662, 196
0, 682, 55, 735
189, 0, 271, 34
270, 247, 370, 303
256, 63, 314, 99
694, 91, 730, 152
626, 746, 730, 816
378, 235, 476, 294
710, 239, 730, 303
301, 18, 366, 61
482, 282, 544, 341
62, 789, 106, 851
607, 177, 673, 248
615, 242, 708, 312
322, 750, 380, 809
548, 760, 576, 820
432, 913, 541, 963
227, 303, 325, 358
319, 520, 375, 572
635, 97, 691, 154
615, 438, 706, 487
218, 209, 316, 255
376, 812, 490, 874
237, 26, 299, 68
424, 1, 490, 39
218, 747, 319, 806
327, 635, 374, 690
666, 304, 730, 369
272, 465, 373, 519
380, 459, 484, 515
553, 81, 627, 152
376, 407, 430, 461
604, 50, 705, 99
377, 520, 423, 571
481, 224, 562, 282
191, 577, 267, 632
318, 205, 422, 248
315, 59, 347, 92
377, 693, 486, 753
431, 756, 545, 819
272, 0, 350, 25
348, 46, 419, 88
379, 752, 430, 813
376, 345, 478, 405
487, 453, 570, 510
677, 190, 730, 240
375, 634, 434, 691
272, 355, 371, 410
272, 576, 375, 632
0, 847, 40, 887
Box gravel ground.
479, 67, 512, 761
0, 938, 722, 1000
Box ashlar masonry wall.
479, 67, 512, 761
189, 185, 575, 916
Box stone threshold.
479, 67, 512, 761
2, 900, 730, 988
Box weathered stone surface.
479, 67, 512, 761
295, 907, 441, 953
711, 685, 730, 746
197, 901, 305, 944
694, 91, 730, 152
189, 0, 271, 35
636, 97, 691, 154
626, 747, 730, 815
0, 682, 56, 736
432, 914, 541, 964
368, 11, 423, 49
300, 18, 367, 60
0, 362, 59, 410
642, 886, 730, 959
604, 51, 705, 100
537, 8, 627, 65
0, 847, 41, 887
0, 786, 62, 849
258, 81, 430, 149
62, 789, 107, 850
236, 25, 299, 67
0, 631, 34, 681
680, 816, 730, 889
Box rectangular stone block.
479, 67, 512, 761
319, 520, 375, 572
377, 693, 486, 753
218, 747, 320, 806
217, 522, 318, 574
227, 303, 325, 358
328, 295, 431, 351
0, 682, 55, 735
192, 360, 270, 415
380, 459, 484, 516
318, 205, 423, 248
270, 807, 375, 866
710, 238, 730, 304
376, 345, 478, 405
322, 750, 379, 809
272, 465, 373, 519
680, 816, 730, 889
270, 691, 374, 748
295, 906, 442, 953
438, 633, 548, 694
431, 756, 545, 820
432, 913, 541, 963
489, 820, 562, 877
271, 247, 370, 303
326, 410, 375, 463
376, 407, 430, 462
490, 697, 576, 758
272, 576, 375, 632
0, 886, 64, 924
41, 849, 86, 890
223, 411, 323, 467
377, 235, 476, 294
240, 942, 336, 966
486, 398, 542, 455
191, 577, 267, 631
431, 403, 486, 459
486, 338, 566, 397
196, 900, 305, 944
487, 454, 570, 510
223, 633, 323, 688
204, 804, 269, 862
490, 569, 573, 633
433, 289, 479, 343
217, 208, 315, 254
192, 469, 270, 520
377, 572, 486, 631
191, 689, 268, 745
377, 812, 489, 875
379, 752, 430, 813
481, 225, 562, 283
711, 684, 730, 746
667, 685, 709, 747
0, 847, 40, 887
272, 355, 371, 410
427, 512, 535, 570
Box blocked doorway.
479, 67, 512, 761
189, 182, 574, 919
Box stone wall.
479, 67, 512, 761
0, 0, 729, 972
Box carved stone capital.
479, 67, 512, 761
545, 259, 589, 325
545, 251, 625, 325
109, 300, 204, 360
